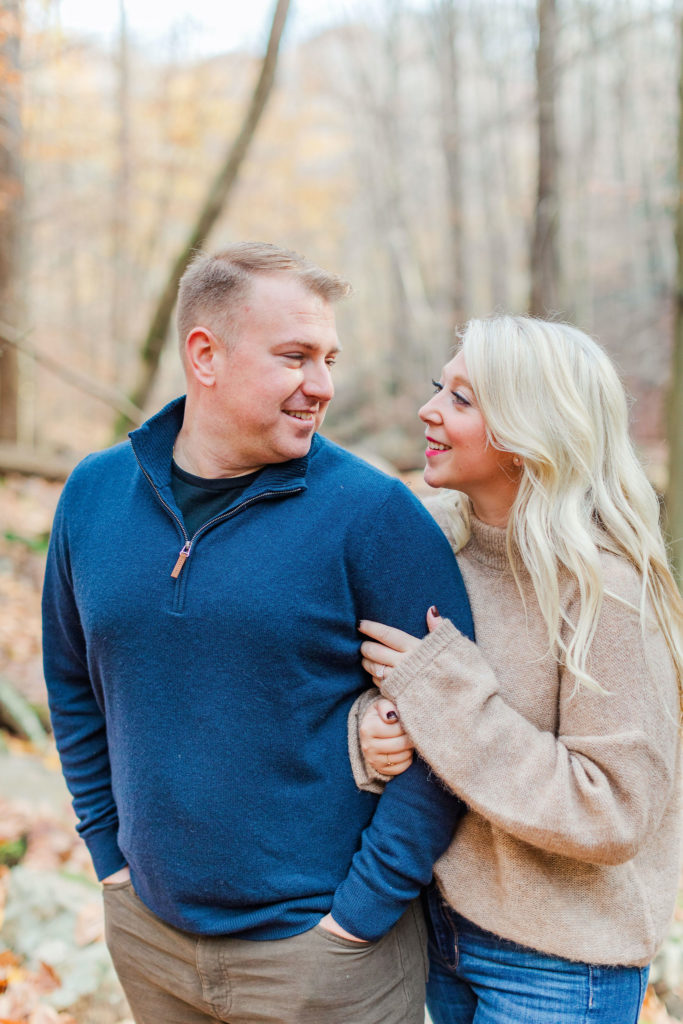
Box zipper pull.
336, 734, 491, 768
171, 541, 191, 579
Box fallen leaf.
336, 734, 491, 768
639, 985, 680, 1023
33, 964, 60, 995
74, 900, 104, 947
28, 1007, 62, 1024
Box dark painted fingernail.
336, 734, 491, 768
385, 710, 398, 721
429, 605, 439, 617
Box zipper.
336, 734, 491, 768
169, 488, 303, 578
132, 448, 190, 556
171, 541, 191, 579
131, 445, 303, 580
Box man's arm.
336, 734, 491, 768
330, 480, 472, 941
42, 489, 127, 881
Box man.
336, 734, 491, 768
42, 243, 473, 1024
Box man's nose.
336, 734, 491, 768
303, 362, 335, 402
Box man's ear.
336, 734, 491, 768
184, 326, 221, 387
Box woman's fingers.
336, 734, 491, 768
360, 641, 402, 668
363, 735, 412, 755
367, 748, 414, 776
358, 620, 422, 652
359, 699, 415, 776
358, 712, 405, 745
426, 605, 443, 632
359, 704, 406, 742
359, 702, 414, 767
375, 698, 399, 723
361, 657, 396, 682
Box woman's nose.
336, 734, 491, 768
419, 396, 440, 423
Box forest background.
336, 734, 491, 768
1, 0, 683, 1022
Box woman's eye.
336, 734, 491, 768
431, 379, 443, 394
452, 391, 470, 407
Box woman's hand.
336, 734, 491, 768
359, 608, 441, 685
357, 610, 442, 776
359, 698, 414, 776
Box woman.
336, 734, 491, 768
351, 315, 683, 1024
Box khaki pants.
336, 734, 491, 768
103, 880, 428, 1024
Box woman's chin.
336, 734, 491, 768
423, 463, 448, 490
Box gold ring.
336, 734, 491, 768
385, 756, 396, 767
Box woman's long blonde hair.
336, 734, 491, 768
442, 315, 683, 702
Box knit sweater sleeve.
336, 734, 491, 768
41, 481, 126, 881
380, 556, 679, 866
330, 480, 472, 939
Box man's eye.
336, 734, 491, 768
431, 379, 443, 394
326, 359, 337, 367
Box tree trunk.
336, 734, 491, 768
667, 13, 683, 585
114, 0, 291, 439
0, 0, 22, 442
529, 0, 560, 317
432, 0, 466, 330
110, 0, 132, 384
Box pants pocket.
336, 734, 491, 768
312, 924, 376, 950
290, 910, 426, 1023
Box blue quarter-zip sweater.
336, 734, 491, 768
42, 398, 474, 940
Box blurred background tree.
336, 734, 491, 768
670, 8, 683, 582
0, 0, 22, 443
0, 0, 681, 576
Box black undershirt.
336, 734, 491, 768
171, 461, 263, 539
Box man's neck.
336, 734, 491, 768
173, 426, 264, 479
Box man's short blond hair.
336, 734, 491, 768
176, 242, 351, 350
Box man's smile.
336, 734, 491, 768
284, 409, 317, 421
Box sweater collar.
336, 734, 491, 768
465, 514, 515, 571
128, 395, 315, 496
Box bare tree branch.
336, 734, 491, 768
0, 321, 145, 426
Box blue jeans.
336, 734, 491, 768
425, 887, 649, 1024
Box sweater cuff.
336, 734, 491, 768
82, 826, 127, 881
348, 689, 392, 794
330, 878, 412, 942
382, 619, 465, 701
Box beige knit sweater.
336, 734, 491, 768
349, 502, 681, 967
